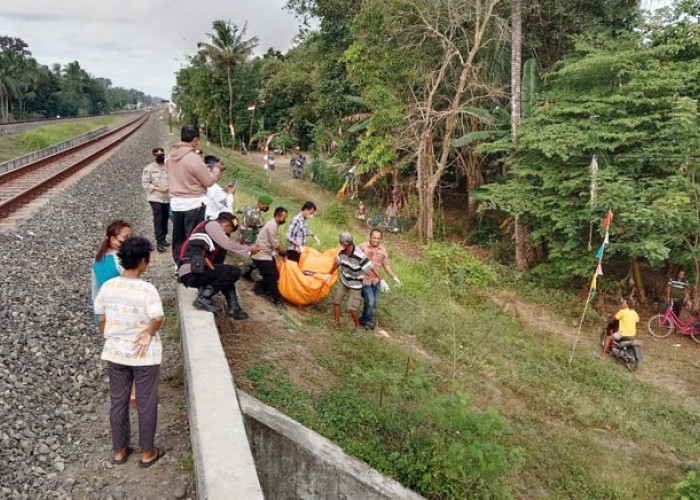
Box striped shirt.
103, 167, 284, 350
337, 246, 373, 289
286, 213, 309, 251
94, 277, 164, 366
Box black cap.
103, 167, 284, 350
152, 148, 164, 156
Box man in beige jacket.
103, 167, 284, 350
167, 124, 223, 264
141, 147, 170, 252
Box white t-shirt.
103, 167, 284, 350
170, 195, 208, 212
205, 183, 234, 219
94, 277, 164, 366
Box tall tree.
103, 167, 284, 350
198, 20, 258, 138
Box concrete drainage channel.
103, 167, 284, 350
177, 285, 425, 499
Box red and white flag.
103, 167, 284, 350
247, 103, 256, 111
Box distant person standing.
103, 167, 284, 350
167, 124, 223, 264
286, 201, 318, 263
141, 147, 169, 252
385, 201, 399, 233
665, 268, 690, 318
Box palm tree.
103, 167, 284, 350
198, 20, 258, 137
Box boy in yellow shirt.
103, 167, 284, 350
601, 297, 639, 357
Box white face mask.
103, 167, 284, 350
307, 213, 314, 219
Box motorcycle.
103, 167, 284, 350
291, 156, 305, 179
600, 318, 642, 371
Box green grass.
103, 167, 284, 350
203, 145, 699, 499
0, 117, 119, 162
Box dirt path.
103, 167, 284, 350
493, 289, 700, 408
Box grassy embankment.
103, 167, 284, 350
0, 117, 119, 162
199, 144, 700, 499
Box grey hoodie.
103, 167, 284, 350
166, 142, 219, 199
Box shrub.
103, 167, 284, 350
322, 202, 348, 227
671, 468, 700, 499
305, 157, 344, 190
426, 242, 496, 289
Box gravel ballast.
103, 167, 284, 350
0, 115, 190, 498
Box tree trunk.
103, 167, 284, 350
511, 0, 522, 145
514, 214, 529, 271
629, 257, 646, 304
226, 65, 234, 133
511, 0, 529, 271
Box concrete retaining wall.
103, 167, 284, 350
0, 126, 108, 175
177, 285, 263, 500
238, 391, 425, 500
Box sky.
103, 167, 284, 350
2, 0, 676, 101
1, 0, 301, 99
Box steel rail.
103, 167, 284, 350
0, 112, 150, 219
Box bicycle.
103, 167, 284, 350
366, 214, 405, 233
647, 304, 700, 343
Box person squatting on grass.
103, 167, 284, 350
326, 232, 373, 334
252, 207, 289, 310
358, 229, 401, 330
177, 212, 259, 320
94, 236, 166, 468
285, 201, 318, 263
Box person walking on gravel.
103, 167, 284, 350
326, 232, 373, 334
358, 229, 401, 330
94, 236, 166, 468
167, 124, 223, 264
252, 207, 288, 310
285, 201, 318, 263
178, 212, 259, 319
141, 147, 170, 252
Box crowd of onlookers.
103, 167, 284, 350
90, 124, 402, 469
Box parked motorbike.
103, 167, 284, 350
600, 318, 642, 371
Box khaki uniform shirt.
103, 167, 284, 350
141, 162, 169, 203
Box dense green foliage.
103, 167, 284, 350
174, 2, 700, 296
486, 5, 700, 285
0, 36, 160, 121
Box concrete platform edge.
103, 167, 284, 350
177, 284, 263, 500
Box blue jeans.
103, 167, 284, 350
360, 284, 381, 326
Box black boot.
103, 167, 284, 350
241, 264, 254, 281
225, 287, 249, 320
192, 285, 222, 313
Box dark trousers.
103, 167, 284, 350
181, 264, 241, 292
108, 362, 160, 451
286, 250, 301, 263
213, 249, 227, 265
172, 206, 205, 264
149, 202, 170, 246
360, 283, 381, 326
671, 298, 683, 317
254, 259, 281, 301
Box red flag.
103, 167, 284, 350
602, 210, 613, 230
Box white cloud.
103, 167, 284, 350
1, 0, 301, 98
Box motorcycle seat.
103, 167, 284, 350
618, 339, 641, 346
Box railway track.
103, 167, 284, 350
0, 112, 150, 219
